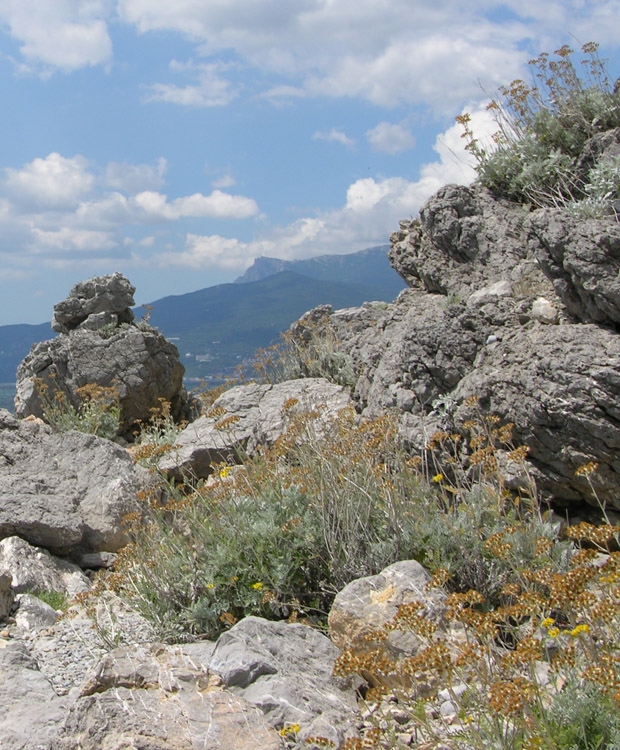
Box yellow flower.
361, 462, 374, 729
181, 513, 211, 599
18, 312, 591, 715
571, 624, 590, 637
547, 627, 560, 638
252, 582, 264, 590
541, 617, 555, 628
279, 724, 300, 737
219, 465, 232, 479
206, 583, 214, 590
433, 473, 444, 483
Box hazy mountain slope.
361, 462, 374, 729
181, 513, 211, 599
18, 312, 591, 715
147, 270, 392, 379
234, 245, 404, 298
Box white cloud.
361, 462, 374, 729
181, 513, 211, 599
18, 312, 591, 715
366, 122, 415, 154
0, 0, 112, 72
0, 151, 260, 265
155, 105, 490, 272
103, 158, 167, 194
116, 0, 614, 111
4, 153, 94, 208
155, 234, 257, 271
31, 226, 117, 253
312, 128, 355, 148
75, 188, 259, 226
145, 60, 237, 107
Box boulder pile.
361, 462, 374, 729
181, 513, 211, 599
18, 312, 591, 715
15, 273, 187, 437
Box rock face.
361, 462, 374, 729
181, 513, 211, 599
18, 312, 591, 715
0, 643, 68, 750
293, 158, 620, 510
0, 409, 149, 556
209, 616, 359, 746
15, 273, 186, 436
159, 378, 353, 479
51, 643, 283, 750
0, 536, 90, 597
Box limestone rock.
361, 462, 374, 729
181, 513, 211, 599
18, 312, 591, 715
14, 593, 59, 632
0, 536, 90, 597
453, 323, 620, 509
51, 643, 283, 750
15, 326, 186, 436
388, 184, 557, 306
210, 616, 359, 744
159, 378, 353, 479
528, 210, 620, 325
51, 272, 135, 334
328, 560, 448, 689
0, 642, 68, 750
0, 413, 150, 556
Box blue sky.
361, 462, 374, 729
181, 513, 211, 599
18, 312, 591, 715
0, 1, 619, 325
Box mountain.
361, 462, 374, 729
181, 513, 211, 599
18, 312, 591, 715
147, 269, 400, 379
0, 246, 405, 384
0, 323, 55, 382
234, 245, 403, 299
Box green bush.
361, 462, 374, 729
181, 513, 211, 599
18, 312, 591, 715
101, 402, 569, 642
458, 42, 620, 213
35, 378, 121, 440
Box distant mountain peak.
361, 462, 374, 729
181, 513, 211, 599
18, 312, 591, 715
234, 245, 391, 285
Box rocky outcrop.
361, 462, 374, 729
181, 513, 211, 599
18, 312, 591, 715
210, 616, 359, 746
528, 211, 620, 326
51, 272, 136, 334
51, 643, 283, 750
159, 378, 353, 479
0, 537, 90, 597
295, 162, 620, 510
0, 409, 150, 557
15, 273, 186, 436
0, 643, 69, 750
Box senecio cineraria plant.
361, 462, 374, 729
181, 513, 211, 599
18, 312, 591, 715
458, 42, 620, 218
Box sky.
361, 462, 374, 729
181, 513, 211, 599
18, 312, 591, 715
0, 1, 619, 325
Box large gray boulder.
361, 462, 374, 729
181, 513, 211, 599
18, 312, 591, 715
528, 211, 620, 325
51, 272, 135, 334
159, 378, 353, 479
51, 643, 283, 750
16, 273, 186, 436
453, 323, 620, 509
0, 642, 68, 750
0, 536, 90, 597
0, 409, 150, 557
209, 616, 359, 747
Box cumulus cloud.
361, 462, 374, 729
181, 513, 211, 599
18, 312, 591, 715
153, 106, 491, 272
0, 152, 259, 261
0, 0, 112, 72
366, 122, 415, 154
313, 128, 356, 148
116, 0, 616, 111
4, 153, 94, 208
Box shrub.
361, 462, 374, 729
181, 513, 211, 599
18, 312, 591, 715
251, 312, 356, 388
458, 42, 620, 213
35, 377, 121, 440
334, 520, 620, 750
99, 401, 569, 643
